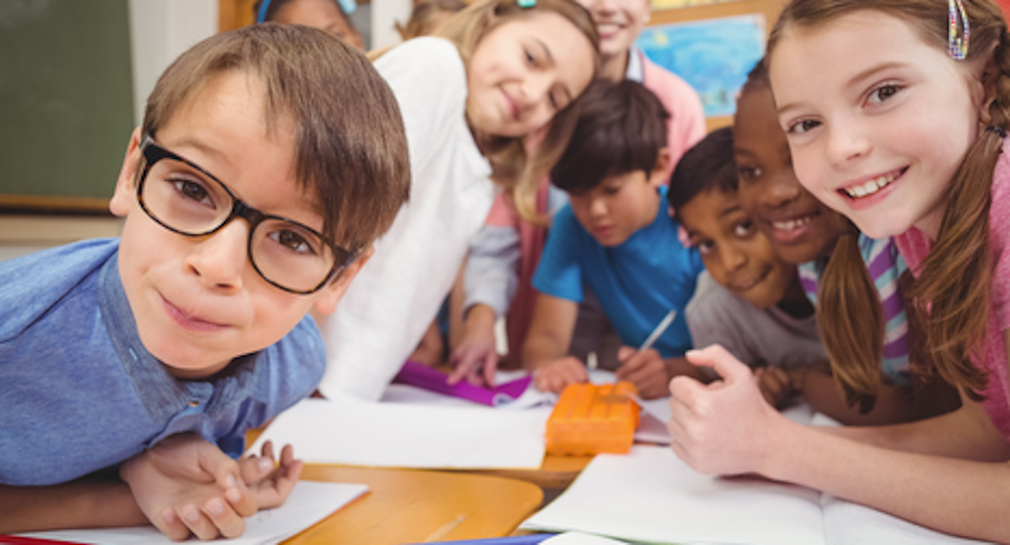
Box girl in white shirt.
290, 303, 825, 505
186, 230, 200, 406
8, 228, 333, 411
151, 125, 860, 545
317, 0, 600, 401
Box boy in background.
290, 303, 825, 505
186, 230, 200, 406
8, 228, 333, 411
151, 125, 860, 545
0, 24, 409, 540
524, 79, 704, 399
668, 128, 825, 407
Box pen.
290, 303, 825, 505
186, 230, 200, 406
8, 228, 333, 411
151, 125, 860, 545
638, 309, 677, 353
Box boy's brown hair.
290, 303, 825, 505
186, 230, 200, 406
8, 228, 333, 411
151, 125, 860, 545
142, 23, 410, 253
550, 79, 669, 194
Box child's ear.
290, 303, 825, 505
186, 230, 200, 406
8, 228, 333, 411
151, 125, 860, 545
649, 147, 671, 188
312, 246, 376, 316
109, 127, 144, 218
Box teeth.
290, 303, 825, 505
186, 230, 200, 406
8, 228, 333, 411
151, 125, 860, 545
772, 216, 812, 232
844, 172, 897, 199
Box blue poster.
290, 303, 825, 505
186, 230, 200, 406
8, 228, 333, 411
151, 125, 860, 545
636, 15, 765, 117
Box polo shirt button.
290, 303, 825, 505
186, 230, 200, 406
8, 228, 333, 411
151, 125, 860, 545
188, 400, 200, 408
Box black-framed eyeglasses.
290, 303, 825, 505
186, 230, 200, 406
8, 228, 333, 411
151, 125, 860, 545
136, 135, 357, 294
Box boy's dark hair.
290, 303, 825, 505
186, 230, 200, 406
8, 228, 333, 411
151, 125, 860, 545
143, 24, 409, 252
666, 127, 737, 215
550, 79, 669, 193
741, 56, 770, 96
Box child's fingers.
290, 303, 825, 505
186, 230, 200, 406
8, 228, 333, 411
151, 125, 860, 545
203, 496, 246, 539
616, 345, 636, 363
178, 503, 221, 541
685, 345, 751, 384
446, 352, 475, 385
481, 350, 498, 387
154, 507, 192, 542
260, 440, 275, 461
279, 443, 295, 467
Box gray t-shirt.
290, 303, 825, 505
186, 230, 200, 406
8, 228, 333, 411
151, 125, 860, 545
686, 271, 825, 371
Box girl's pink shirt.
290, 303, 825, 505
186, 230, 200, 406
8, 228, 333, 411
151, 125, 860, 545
894, 139, 1010, 439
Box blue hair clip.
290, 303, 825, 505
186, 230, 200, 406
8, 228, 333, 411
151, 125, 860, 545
258, 0, 355, 22
517, 0, 536, 8
338, 0, 357, 15
256, 0, 272, 23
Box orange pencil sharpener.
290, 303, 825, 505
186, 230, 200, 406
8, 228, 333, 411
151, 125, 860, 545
545, 381, 640, 456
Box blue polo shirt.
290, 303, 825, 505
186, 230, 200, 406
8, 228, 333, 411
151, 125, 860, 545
533, 187, 704, 358
0, 239, 325, 486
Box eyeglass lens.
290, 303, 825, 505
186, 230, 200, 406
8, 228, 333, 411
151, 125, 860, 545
140, 153, 337, 293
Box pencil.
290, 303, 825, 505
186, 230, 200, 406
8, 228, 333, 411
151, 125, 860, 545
638, 309, 677, 353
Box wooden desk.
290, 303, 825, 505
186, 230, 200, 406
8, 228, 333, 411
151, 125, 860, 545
284, 466, 543, 544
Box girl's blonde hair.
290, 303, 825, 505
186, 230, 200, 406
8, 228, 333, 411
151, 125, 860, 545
396, 0, 468, 41
768, 0, 1009, 407
436, 0, 600, 221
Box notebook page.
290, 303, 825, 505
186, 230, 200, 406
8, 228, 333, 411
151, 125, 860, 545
17, 480, 368, 545
821, 493, 995, 545
521, 445, 826, 545
249, 395, 550, 469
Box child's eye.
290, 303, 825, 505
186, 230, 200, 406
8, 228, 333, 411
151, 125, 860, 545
737, 166, 763, 182
549, 92, 559, 110
524, 49, 537, 66
786, 118, 821, 135
867, 83, 901, 105
171, 178, 215, 208
602, 185, 621, 196
733, 220, 755, 238
269, 228, 318, 255
694, 239, 714, 255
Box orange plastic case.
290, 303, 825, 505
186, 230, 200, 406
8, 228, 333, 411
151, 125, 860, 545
545, 382, 640, 456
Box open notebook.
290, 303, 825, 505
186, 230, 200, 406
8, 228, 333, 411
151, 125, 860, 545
520, 445, 993, 545
16, 480, 368, 545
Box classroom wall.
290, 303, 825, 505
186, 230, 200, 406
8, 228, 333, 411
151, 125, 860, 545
0, 0, 215, 261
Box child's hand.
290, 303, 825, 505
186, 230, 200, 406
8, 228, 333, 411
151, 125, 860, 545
533, 357, 588, 393
615, 346, 669, 399
666, 345, 783, 476
448, 319, 499, 387
754, 366, 794, 408
238, 440, 303, 510
120, 433, 256, 541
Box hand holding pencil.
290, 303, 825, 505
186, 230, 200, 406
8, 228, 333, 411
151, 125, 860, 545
615, 309, 677, 399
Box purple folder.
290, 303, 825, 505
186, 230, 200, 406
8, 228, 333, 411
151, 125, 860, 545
393, 360, 533, 407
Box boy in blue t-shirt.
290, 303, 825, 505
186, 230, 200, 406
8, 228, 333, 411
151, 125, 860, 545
0, 25, 409, 540
525, 79, 704, 399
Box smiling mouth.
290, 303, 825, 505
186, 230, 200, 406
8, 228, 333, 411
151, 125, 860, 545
500, 89, 520, 121
840, 168, 905, 199
770, 214, 815, 233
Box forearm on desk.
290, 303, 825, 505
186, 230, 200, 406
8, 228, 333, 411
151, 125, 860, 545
763, 413, 1010, 543
0, 477, 147, 533
794, 365, 962, 426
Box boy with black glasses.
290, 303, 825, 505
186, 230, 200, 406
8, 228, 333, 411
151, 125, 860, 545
0, 24, 409, 540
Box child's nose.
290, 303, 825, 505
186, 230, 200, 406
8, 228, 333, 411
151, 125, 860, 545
720, 244, 747, 272
826, 120, 871, 167
184, 220, 249, 292
763, 173, 802, 208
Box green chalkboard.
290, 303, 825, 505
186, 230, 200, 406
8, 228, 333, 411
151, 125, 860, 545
0, 0, 134, 213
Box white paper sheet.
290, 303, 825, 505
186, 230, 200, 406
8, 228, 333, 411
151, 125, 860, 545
521, 445, 827, 545
18, 480, 368, 545
541, 531, 633, 544
250, 395, 550, 469
820, 494, 994, 545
